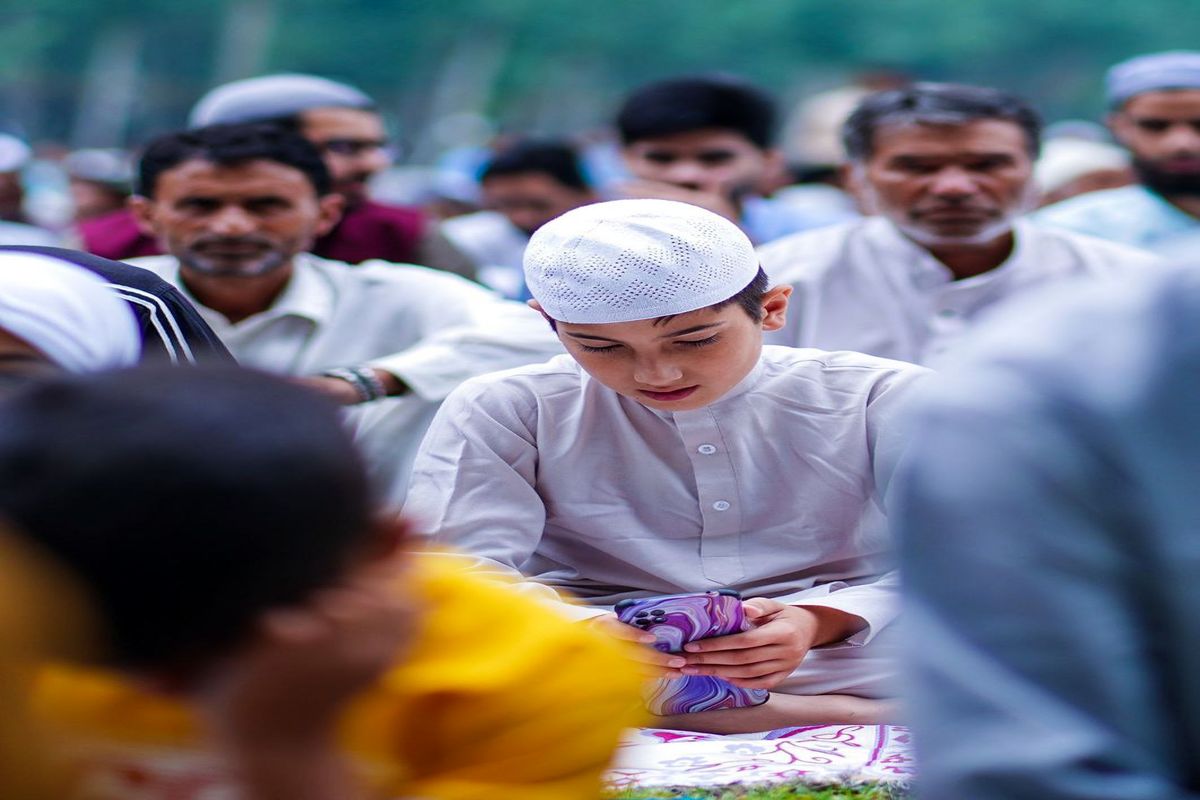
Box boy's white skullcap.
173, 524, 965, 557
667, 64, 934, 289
524, 199, 759, 324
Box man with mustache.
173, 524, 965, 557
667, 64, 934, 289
759, 83, 1157, 367
81, 74, 474, 277
1039, 51, 1200, 258
127, 123, 560, 504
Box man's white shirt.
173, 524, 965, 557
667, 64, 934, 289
758, 216, 1158, 366
130, 253, 563, 505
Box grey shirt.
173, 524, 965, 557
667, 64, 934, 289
895, 265, 1200, 798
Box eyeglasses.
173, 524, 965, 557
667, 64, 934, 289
314, 138, 392, 158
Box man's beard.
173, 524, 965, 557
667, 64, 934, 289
1133, 158, 1200, 197
177, 236, 290, 278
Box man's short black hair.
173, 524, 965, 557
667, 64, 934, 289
0, 366, 374, 673
616, 75, 778, 149
481, 139, 590, 191
137, 122, 333, 198
546, 266, 770, 331
842, 82, 1043, 162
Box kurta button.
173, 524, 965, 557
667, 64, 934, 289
712, 500, 731, 511
697, 444, 717, 455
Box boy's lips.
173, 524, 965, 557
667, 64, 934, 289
639, 385, 699, 402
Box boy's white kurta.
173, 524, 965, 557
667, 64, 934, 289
404, 345, 928, 696
758, 217, 1158, 367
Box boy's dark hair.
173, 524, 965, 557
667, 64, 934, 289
707, 265, 771, 323
616, 75, 778, 149
546, 266, 770, 330
0, 366, 373, 673
481, 139, 590, 191
842, 82, 1043, 162
137, 122, 332, 198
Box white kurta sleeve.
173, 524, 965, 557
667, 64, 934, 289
773, 571, 900, 647
364, 270, 562, 401
401, 377, 603, 620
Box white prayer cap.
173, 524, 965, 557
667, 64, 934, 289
189, 73, 374, 128
0, 134, 31, 173
1106, 51, 1200, 108
1035, 139, 1130, 194
0, 253, 140, 371
524, 199, 759, 324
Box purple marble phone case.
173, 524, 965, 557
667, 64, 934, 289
616, 591, 770, 715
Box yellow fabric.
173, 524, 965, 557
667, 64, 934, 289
32, 554, 646, 799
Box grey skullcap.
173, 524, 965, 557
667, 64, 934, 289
188, 73, 375, 128
0, 134, 31, 173
524, 199, 759, 324
63, 149, 133, 189
1106, 51, 1200, 108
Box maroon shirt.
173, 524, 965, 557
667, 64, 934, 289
79, 201, 427, 264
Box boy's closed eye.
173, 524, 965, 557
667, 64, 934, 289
577, 334, 722, 355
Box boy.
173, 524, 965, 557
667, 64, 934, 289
1, 367, 641, 799
615, 75, 851, 244
405, 199, 927, 733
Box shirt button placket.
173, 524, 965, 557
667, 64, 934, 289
676, 411, 743, 584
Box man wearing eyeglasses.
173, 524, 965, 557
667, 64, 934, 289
79, 74, 475, 277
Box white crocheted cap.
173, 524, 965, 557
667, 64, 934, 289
524, 199, 759, 324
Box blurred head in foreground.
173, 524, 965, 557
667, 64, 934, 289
0, 366, 389, 684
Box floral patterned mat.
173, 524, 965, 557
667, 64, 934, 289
606, 724, 914, 789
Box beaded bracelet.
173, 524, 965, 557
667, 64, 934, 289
321, 366, 386, 403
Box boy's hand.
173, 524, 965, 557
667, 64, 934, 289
678, 599, 864, 690
198, 566, 419, 751
587, 613, 688, 678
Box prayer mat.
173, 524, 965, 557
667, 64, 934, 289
606, 724, 914, 789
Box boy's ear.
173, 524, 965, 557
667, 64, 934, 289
760, 284, 792, 332
527, 299, 556, 324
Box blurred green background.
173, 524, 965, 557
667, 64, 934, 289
1, 0, 1197, 160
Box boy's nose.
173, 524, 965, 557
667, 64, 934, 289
633, 358, 684, 386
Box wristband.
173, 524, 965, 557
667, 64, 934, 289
320, 367, 375, 403
350, 365, 389, 401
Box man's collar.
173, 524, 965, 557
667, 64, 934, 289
261, 253, 335, 325
171, 253, 335, 328
869, 217, 1026, 288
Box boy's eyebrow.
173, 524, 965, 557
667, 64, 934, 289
657, 322, 722, 339
563, 322, 723, 344
563, 332, 623, 343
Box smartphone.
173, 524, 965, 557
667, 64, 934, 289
615, 589, 770, 715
